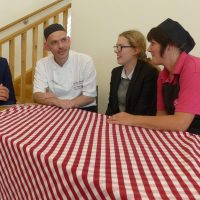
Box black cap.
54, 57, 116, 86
157, 18, 195, 53
44, 23, 66, 40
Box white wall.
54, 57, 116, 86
71, 0, 200, 113
0, 0, 55, 27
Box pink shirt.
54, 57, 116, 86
157, 51, 200, 114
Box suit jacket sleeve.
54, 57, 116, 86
0, 57, 16, 105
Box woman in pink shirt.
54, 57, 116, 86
108, 18, 200, 134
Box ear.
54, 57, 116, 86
166, 44, 175, 51
43, 41, 50, 51
66, 36, 71, 45
134, 47, 141, 56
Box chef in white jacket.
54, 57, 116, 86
33, 23, 97, 112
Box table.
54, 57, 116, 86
0, 105, 13, 111
0, 104, 199, 200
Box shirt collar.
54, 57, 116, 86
173, 51, 187, 74
51, 50, 72, 70
160, 51, 187, 83
121, 67, 135, 80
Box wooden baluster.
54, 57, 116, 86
32, 26, 38, 80
63, 10, 68, 30
9, 39, 15, 80
32, 26, 38, 100
21, 32, 27, 103
43, 21, 49, 57
54, 15, 59, 24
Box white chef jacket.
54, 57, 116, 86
33, 50, 97, 107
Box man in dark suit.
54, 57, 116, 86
0, 57, 16, 105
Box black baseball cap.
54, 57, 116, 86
44, 23, 66, 40
157, 18, 195, 53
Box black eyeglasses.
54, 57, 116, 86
113, 44, 136, 52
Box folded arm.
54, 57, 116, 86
33, 92, 95, 109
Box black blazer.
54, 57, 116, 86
106, 60, 158, 116
0, 57, 16, 105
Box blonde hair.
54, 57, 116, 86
119, 30, 147, 61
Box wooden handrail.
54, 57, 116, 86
21, 32, 27, 103
0, 4, 71, 44
0, 0, 65, 32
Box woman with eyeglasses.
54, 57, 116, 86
108, 19, 200, 134
106, 30, 159, 116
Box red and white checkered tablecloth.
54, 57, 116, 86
0, 105, 199, 200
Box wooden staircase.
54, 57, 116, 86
14, 69, 33, 103
0, 0, 71, 104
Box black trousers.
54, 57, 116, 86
80, 106, 97, 113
